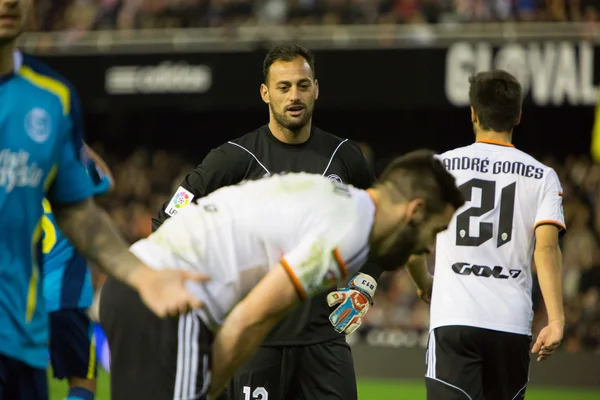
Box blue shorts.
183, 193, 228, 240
0, 354, 48, 400
49, 308, 97, 380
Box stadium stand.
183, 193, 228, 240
30, 0, 600, 32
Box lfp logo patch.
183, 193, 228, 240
165, 186, 194, 217
173, 191, 190, 209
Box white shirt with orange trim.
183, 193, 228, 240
129, 173, 374, 331
430, 141, 566, 336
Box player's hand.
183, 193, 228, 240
327, 273, 377, 336
531, 320, 564, 362
132, 266, 210, 318
417, 275, 433, 304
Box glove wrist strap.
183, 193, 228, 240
348, 273, 377, 303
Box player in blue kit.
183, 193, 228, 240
43, 144, 114, 400
0, 1, 209, 399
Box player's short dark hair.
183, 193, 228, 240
378, 150, 465, 215
263, 43, 315, 83
468, 70, 523, 133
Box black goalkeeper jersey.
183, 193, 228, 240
152, 124, 380, 346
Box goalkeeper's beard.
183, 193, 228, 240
370, 220, 421, 271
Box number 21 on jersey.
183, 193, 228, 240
455, 178, 516, 248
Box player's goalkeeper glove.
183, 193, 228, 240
327, 273, 377, 336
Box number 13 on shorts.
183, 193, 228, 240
243, 386, 268, 400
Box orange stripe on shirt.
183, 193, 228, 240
476, 139, 515, 148
333, 248, 348, 279
280, 257, 308, 300
366, 188, 377, 216
535, 220, 566, 231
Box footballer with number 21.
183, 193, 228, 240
416, 70, 567, 400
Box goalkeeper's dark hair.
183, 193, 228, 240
377, 150, 465, 215
263, 43, 315, 83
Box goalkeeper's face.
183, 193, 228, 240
262, 57, 318, 134
0, 0, 28, 44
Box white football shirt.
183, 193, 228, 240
129, 173, 374, 331
430, 140, 566, 336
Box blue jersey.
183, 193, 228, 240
42, 160, 111, 313
0, 51, 95, 369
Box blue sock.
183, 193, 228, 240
66, 387, 94, 400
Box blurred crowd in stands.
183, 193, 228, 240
30, 0, 600, 31
89, 142, 600, 354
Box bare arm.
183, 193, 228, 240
54, 198, 209, 318
53, 198, 148, 288
405, 254, 431, 289
405, 254, 433, 303
210, 264, 301, 397
534, 225, 564, 324
531, 224, 564, 361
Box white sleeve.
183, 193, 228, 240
280, 233, 345, 299
535, 168, 566, 235
280, 195, 371, 299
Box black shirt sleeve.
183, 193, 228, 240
341, 140, 385, 281
343, 140, 376, 190
152, 144, 249, 231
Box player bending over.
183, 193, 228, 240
42, 144, 113, 400
99, 150, 465, 400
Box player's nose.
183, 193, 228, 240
288, 86, 302, 100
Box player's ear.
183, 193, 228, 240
406, 199, 425, 223
260, 83, 270, 104
470, 107, 477, 124
314, 79, 319, 100
515, 110, 522, 126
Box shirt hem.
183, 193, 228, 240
430, 319, 532, 336
0, 346, 48, 370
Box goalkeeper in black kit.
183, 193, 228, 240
152, 43, 384, 400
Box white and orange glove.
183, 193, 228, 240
327, 273, 377, 336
